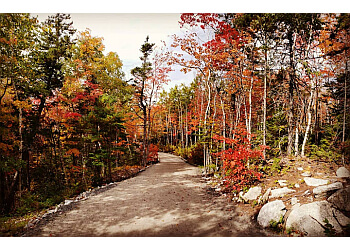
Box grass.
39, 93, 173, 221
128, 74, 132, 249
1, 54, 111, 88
0, 212, 43, 236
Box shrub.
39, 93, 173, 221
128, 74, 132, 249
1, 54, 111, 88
147, 144, 159, 164
213, 130, 264, 192
187, 143, 204, 165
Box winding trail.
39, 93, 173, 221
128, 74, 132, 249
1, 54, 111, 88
25, 153, 271, 236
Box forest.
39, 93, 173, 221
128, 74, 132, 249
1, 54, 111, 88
0, 13, 349, 231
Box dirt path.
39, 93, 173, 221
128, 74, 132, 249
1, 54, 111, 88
24, 153, 272, 236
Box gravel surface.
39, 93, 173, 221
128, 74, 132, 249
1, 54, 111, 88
23, 153, 272, 237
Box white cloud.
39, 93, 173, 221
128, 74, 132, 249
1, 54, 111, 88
33, 13, 193, 91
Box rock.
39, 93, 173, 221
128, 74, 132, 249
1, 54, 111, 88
258, 188, 271, 205
301, 172, 312, 177
286, 201, 350, 236
336, 167, 350, 178
237, 191, 244, 202
242, 186, 261, 202
327, 186, 350, 212
312, 182, 343, 195
269, 187, 296, 199
297, 167, 303, 171
291, 197, 298, 206
304, 177, 328, 187
294, 183, 300, 188
64, 199, 73, 206
257, 200, 286, 228
291, 203, 301, 211
303, 190, 312, 196
242, 187, 261, 202
278, 180, 287, 187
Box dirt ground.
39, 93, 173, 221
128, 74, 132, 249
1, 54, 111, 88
23, 152, 275, 237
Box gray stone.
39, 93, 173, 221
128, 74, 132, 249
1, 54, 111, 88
242, 186, 261, 202
278, 180, 287, 187
290, 197, 298, 206
312, 182, 343, 195
47, 209, 55, 214
237, 191, 244, 202
303, 190, 311, 196
64, 199, 73, 206
259, 188, 271, 205
294, 183, 300, 188
301, 172, 312, 177
327, 186, 350, 212
291, 203, 301, 211
297, 167, 303, 171
269, 187, 296, 199
285, 201, 350, 236
257, 200, 286, 228
304, 177, 328, 186
336, 167, 350, 178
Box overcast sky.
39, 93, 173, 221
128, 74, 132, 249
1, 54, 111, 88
10, 1, 350, 92
32, 13, 197, 91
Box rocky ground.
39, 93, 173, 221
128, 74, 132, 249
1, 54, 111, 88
206, 157, 350, 236
21, 153, 275, 237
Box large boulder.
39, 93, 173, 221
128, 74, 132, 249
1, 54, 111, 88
304, 177, 328, 187
269, 187, 296, 199
327, 186, 350, 212
285, 201, 350, 236
257, 200, 286, 228
336, 167, 350, 178
242, 186, 261, 202
312, 182, 343, 195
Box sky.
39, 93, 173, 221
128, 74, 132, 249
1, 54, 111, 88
7, 0, 350, 93
32, 13, 197, 91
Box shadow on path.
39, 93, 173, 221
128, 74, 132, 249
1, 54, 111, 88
24, 153, 271, 237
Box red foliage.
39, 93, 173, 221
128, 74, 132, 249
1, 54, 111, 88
147, 144, 159, 164
214, 130, 264, 192
64, 111, 82, 120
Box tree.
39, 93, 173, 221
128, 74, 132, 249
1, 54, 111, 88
131, 36, 155, 168
21, 13, 76, 188
0, 13, 37, 214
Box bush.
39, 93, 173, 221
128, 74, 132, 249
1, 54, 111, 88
213, 131, 264, 192
187, 143, 204, 165
261, 157, 282, 176
147, 144, 159, 164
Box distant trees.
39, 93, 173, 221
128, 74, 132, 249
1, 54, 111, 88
160, 13, 350, 191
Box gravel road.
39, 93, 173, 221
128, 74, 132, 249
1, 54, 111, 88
25, 153, 271, 236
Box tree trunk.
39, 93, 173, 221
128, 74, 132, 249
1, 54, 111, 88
294, 125, 299, 156
301, 80, 316, 157
263, 50, 267, 159
342, 62, 347, 165
287, 33, 297, 156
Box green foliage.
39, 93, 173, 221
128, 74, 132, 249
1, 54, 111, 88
323, 218, 337, 237
265, 110, 288, 157
187, 143, 204, 166
261, 157, 282, 176
269, 215, 284, 232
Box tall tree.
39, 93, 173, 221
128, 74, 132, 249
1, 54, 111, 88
22, 13, 76, 188
131, 36, 155, 168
